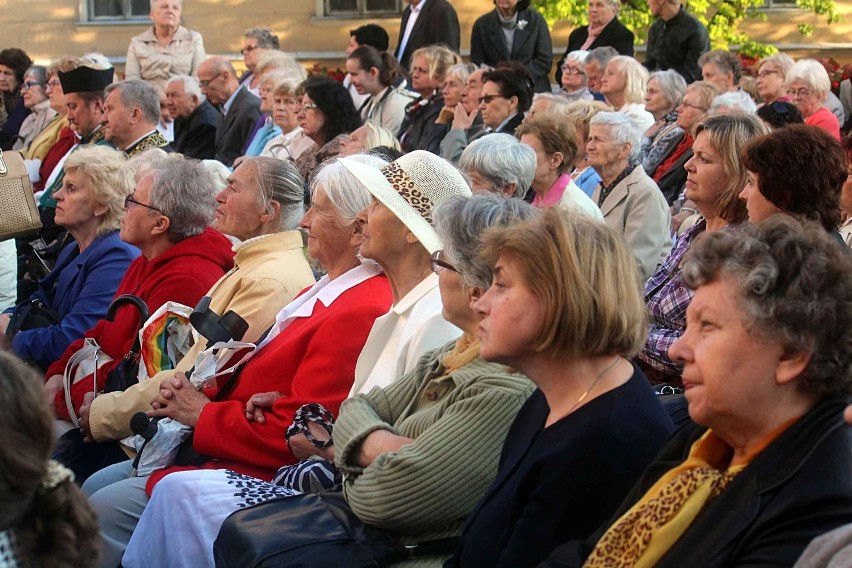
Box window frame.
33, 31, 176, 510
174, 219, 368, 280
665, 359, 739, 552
80, 0, 152, 24
317, 0, 403, 18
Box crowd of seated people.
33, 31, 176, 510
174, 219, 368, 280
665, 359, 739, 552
0, 4, 850, 568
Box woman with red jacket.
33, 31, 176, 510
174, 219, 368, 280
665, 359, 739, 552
45, 158, 234, 426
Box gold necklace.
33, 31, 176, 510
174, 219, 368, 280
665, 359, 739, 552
564, 356, 621, 416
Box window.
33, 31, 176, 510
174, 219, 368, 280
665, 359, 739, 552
85, 0, 150, 21
761, 0, 797, 7
324, 0, 402, 16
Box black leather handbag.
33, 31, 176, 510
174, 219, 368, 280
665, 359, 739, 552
213, 491, 458, 568
6, 296, 60, 341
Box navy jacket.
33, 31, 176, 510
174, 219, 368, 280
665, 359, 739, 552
174, 99, 219, 160
470, 8, 553, 94
10, 230, 139, 369
540, 397, 852, 568
449, 366, 674, 568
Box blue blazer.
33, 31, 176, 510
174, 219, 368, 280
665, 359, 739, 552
11, 230, 139, 369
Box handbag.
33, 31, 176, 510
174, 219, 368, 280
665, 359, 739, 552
5, 296, 60, 341
0, 149, 41, 240
213, 491, 459, 568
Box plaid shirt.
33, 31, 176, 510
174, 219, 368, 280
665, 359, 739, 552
637, 219, 706, 377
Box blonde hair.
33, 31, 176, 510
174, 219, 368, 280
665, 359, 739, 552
359, 122, 401, 152
63, 145, 132, 236
481, 209, 647, 359
410, 45, 462, 84
606, 56, 649, 105
563, 99, 613, 141
256, 50, 307, 81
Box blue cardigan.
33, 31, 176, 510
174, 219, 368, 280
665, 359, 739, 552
11, 230, 139, 369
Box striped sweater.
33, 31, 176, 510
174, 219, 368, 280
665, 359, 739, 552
334, 340, 534, 567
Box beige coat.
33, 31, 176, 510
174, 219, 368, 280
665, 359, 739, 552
125, 25, 205, 89
88, 231, 315, 442
592, 165, 672, 281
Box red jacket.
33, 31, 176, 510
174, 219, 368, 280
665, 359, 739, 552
47, 227, 235, 421
146, 271, 392, 494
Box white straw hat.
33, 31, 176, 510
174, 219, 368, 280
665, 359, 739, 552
339, 150, 471, 254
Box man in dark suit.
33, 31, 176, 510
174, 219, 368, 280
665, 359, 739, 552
197, 55, 261, 167
166, 75, 219, 160
394, 0, 460, 72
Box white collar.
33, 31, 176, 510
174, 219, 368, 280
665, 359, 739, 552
257, 261, 383, 349
392, 272, 439, 315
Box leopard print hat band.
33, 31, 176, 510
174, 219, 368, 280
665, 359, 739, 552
339, 151, 472, 254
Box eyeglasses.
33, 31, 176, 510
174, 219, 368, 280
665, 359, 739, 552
757, 69, 779, 78
561, 65, 585, 76
678, 101, 707, 111
20, 80, 41, 91
198, 72, 224, 88
786, 87, 812, 98
478, 94, 506, 105
124, 194, 162, 213
240, 45, 260, 56
430, 250, 457, 274
46, 79, 61, 90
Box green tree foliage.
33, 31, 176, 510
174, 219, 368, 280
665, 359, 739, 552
534, 0, 841, 57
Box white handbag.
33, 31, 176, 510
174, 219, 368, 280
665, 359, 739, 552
62, 338, 114, 427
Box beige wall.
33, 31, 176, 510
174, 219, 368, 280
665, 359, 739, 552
6, 0, 852, 74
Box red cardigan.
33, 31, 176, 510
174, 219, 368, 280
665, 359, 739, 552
146, 272, 392, 494
47, 227, 235, 421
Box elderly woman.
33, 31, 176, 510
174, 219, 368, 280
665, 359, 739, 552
556, 0, 634, 85
587, 111, 671, 281
43, 158, 234, 428
0, 47, 33, 150
344, 150, 470, 394
840, 135, 852, 246
84, 156, 394, 568
698, 50, 741, 94
599, 55, 654, 132
449, 210, 673, 567
0, 146, 139, 370
559, 50, 594, 102
14, 65, 58, 154
398, 45, 461, 153
478, 65, 533, 137
244, 52, 307, 157
339, 122, 401, 157
440, 67, 489, 163
437, 63, 477, 124
548, 215, 852, 568
638, 113, 768, 385
239, 28, 279, 96
740, 123, 846, 236
459, 132, 534, 198
28, 59, 75, 187
124, 0, 205, 90
470, 0, 552, 93
294, 76, 362, 187
785, 58, 840, 140
346, 45, 415, 136
0, 353, 100, 567
516, 116, 603, 219
641, 69, 687, 175
56, 157, 317, 482
563, 100, 612, 196
259, 77, 313, 161
122, 194, 536, 568
756, 52, 795, 106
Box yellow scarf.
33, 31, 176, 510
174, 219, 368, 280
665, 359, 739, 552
441, 334, 480, 375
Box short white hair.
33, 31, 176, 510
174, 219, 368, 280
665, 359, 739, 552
710, 90, 757, 114
458, 133, 535, 198
168, 75, 204, 101
786, 59, 831, 102
590, 111, 642, 162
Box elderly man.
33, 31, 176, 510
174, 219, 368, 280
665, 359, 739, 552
394, 0, 460, 72
645, 0, 709, 84
102, 79, 172, 155
587, 112, 671, 280
198, 55, 261, 167
584, 46, 618, 100
53, 157, 316, 483
440, 67, 487, 163
458, 133, 534, 199
699, 50, 742, 93
166, 75, 218, 159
